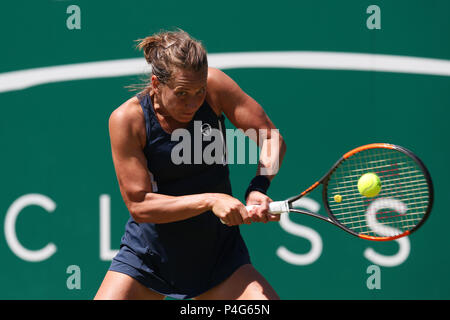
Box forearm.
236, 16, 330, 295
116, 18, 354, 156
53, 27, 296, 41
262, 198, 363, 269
131, 192, 217, 224
256, 130, 287, 180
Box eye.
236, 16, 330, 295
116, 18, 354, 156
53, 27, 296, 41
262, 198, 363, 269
196, 88, 206, 95
175, 91, 187, 97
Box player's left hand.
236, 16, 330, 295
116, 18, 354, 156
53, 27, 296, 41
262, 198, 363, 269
246, 191, 280, 223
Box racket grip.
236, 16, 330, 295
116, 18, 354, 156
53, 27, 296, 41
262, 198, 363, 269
220, 201, 289, 224
246, 201, 289, 214
266, 201, 290, 214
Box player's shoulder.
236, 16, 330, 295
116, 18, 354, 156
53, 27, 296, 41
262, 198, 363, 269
206, 67, 235, 115
207, 67, 243, 98
109, 95, 146, 147
109, 95, 143, 126
207, 67, 229, 89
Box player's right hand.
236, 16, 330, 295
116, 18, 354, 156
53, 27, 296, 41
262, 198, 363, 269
211, 193, 251, 226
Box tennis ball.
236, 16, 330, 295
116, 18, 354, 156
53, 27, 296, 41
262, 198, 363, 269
334, 195, 342, 203
358, 172, 381, 197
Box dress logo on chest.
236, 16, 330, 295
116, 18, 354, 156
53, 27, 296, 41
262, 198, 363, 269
170, 120, 226, 165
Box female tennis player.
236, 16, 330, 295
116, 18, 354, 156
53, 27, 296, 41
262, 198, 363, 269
94, 29, 286, 300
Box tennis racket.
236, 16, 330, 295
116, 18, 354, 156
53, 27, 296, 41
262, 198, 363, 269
242, 143, 433, 241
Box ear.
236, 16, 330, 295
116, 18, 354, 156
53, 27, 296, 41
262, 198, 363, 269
151, 75, 160, 94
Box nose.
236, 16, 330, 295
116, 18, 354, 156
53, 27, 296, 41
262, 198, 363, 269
186, 96, 204, 110
185, 103, 197, 110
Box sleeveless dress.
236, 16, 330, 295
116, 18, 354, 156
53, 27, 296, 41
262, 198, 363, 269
109, 92, 251, 299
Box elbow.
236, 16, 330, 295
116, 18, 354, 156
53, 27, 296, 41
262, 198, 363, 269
128, 194, 159, 224
131, 213, 146, 224
128, 202, 152, 223
129, 204, 145, 223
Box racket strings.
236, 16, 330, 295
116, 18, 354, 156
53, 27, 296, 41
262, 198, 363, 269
326, 148, 430, 238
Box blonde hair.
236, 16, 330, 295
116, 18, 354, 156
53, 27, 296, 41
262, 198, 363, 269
133, 29, 208, 92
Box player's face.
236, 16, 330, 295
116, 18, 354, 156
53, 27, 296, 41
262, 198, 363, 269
155, 68, 208, 123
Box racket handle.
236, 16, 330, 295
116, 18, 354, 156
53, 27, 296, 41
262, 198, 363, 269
266, 201, 290, 214
220, 201, 289, 224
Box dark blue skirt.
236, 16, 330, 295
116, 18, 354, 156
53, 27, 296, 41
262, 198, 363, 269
109, 210, 251, 299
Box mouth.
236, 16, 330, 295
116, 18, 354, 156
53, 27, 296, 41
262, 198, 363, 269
178, 112, 195, 122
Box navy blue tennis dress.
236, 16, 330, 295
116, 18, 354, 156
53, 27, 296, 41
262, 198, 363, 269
109, 92, 251, 299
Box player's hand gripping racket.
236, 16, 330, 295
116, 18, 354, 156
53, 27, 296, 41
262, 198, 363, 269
236, 143, 433, 241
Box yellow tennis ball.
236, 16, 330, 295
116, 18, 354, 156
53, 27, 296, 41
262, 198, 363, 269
358, 172, 381, 197
334, 195, 342, 203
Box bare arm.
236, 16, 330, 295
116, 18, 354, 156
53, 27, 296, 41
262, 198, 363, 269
207, 68, 287, 181
207, 68, 287, 223
108, 100, 249, 225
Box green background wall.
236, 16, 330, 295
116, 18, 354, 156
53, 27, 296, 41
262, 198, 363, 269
0, 0, 449, 299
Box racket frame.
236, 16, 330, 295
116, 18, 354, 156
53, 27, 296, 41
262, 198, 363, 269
282, 143, 434, 241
